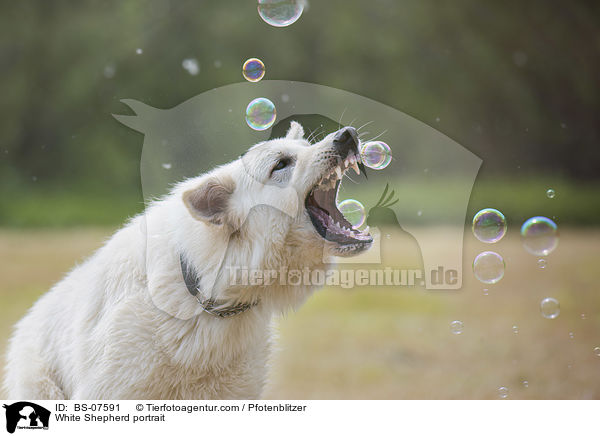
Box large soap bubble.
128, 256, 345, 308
242, 58, 266, 82
258, 0, 304, 27
360, 141, 392, 170
338, 199, 366, 228
472, 208, 507, 243
473, 251, 505, 284
521, 216, 559, 256
245, 97, 276, 131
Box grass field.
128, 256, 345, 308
1, 227, 599, 399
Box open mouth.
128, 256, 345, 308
305, 153, 373, 249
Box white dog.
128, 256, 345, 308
3, 122, 372, 399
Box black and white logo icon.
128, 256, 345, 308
2, 402, 50, 434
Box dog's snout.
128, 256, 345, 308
333, 126, 359, 157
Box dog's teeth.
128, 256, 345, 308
335, 167, 342, 179
350, 155, 356, 164
351, 162, 360, 175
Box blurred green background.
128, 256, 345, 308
1, 1, 600, 399
1, 0, 599, 226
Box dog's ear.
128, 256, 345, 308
286, 121, 304, 140
183, 176, 235, 225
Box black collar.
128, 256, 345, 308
179, 254, 258, 318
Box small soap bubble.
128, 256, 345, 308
569, 332, 574, 339
472, 208, 507, 243
417, 210, 423, 217
258, 0, 304, 27
540, 297, 560, 319
537, 258, 547, 269
103, 63, 116, 79
450, 320, 464, 335
161, 163, 172, 170
546, 188, 555, 199
214, 60, 222, 68
521, 216, 559, 256
581, 313, 587, 320
512, 325, 519, 334
522, 380, 529, 388
594, 347, 600, 357
182, 58, 199, 76
135, 48, 143, 55
338, 199, 366, 228
498, 386, 509, 399
360, 141, 392, 170
242, 58, 265, 82
281, 94, 290, 103
385, 234, 391, 240
245, 97, 276, 131
483, 288, 489, 296
473, 251, 505, 284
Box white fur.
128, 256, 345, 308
3, 122, 364, 399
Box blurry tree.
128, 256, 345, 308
0, 0, 598, 217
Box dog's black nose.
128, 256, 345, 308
333, 126, 359, 157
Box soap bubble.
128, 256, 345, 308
473, 251, 505, 284
472, 208, 507, 243
242, 58, 265, 82
483, 288, 489, 296
135, 48, 143, 55
103, 63, 116, 79
245, 97, 276, 131
498, 386, 509, 399
521, 216, 559, 256
360, 141, 392, 170
512, 325, 519, 334
450, 320, 464, 335
258, 0, 304, 27
182, 58, 199, 75
537, 258, 547, 269
546, 188, 555, 199
522, 380, 529, 388
540, 297, 560, 319
338, 199, 366, 228
182, 58, 199, 76
594, 347, 600, 357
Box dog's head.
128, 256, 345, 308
180, 121, 373, 267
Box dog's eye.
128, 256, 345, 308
272, 158, 289, 173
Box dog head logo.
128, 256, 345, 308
114, 80, 481, 318
2, 402, 50, 434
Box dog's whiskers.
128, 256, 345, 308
307, 126, 326, 144
363, 129, 388, 143
338, 107, 348, 131
356, 120, 374, 133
